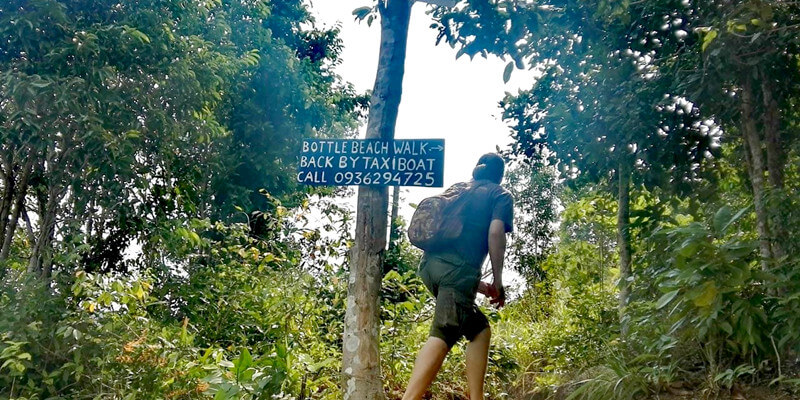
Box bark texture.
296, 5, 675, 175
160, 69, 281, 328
741, 76, 772, 269
28, 186, 59, 278
0, 158, 16, 245
616, 159, 632, 335
760, 76, 787, 262
1, 160, 32, 260
389, 185, 400, 248
342, 1, 411, 399
761, 77, 784, 190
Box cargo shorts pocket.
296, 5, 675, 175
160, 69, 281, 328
431, 288, 463, 347
434, 289, 459, 327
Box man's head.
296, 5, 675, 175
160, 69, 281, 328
472, 153, 505, 184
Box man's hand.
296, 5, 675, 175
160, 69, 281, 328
478, 281, 498, 298
487, 219, 506, 309
478, 281, 505, 308
489, 282, 505, 308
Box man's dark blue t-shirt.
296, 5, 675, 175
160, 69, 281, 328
429, 179, 514, 269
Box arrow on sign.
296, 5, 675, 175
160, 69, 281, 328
430, 145, 444, 152
415, 0, 457, 7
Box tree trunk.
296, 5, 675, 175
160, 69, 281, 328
741, 76, 772, 269
761, 77, 783, 190
760, 76, 787, 262
616, 159, 632, 336
342, 1, 411, 399
28, 185, 59, 278
0, 162, 16, 244
389, 185, 400, 248
1, 160, 32, 260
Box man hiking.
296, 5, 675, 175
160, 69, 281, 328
403, 153, 513, 400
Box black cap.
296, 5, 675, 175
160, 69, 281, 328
472, 153, 505, 184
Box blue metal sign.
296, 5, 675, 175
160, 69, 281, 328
297, 139, 445, 187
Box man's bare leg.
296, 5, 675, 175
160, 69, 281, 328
402, 336, 450, 400
465, 327, 491, 400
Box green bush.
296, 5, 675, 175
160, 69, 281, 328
0, 211, 350, 399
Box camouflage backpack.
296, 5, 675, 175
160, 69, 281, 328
408, 181, 484, 252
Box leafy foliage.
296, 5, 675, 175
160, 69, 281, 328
504, 160, 559, 283
0, 0, 365, 277
431, 0, 800, 396
0, 198, 351, 399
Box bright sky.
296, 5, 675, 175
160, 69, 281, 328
310, 0, 533, 221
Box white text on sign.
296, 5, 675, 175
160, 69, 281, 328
297, 139, 445, 187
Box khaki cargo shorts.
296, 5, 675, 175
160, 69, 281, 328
418, 254, 489, 347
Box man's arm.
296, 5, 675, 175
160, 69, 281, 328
487, 219, 507, 307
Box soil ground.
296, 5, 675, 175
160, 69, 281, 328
654, 386, 795, 400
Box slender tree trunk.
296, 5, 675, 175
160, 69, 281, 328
389, 185, 400, 248
1, 185, 25, 261
616, 159, 632, 336
761, 77, 784, 189
599, 231, 606, 282
741, 76, 772, 269
1, 160, 32, 260
21, 207, 35, 244
0, 164, 16, 243
342, 1, 411, 399
760, 76, 787, 262
28, 186, 59, 278
40, 214, 56, 279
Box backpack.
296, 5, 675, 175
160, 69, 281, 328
408, 181, 484, 252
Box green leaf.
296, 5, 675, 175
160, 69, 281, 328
125, 130, 140, 139
352, 6, 371, 21
123, 26, 151, 44
713, 206, 732, 233
98, 292, 113, 306
692, 282, 717, 307
30, 81, 51, 88
276, 343, 287, 358
0, 345, 19, 359
308, 357, 336, 373
234, 348, 252, 380
133, 283, 145, 300
721, 207, 750, 233
702, 29, 718, 52
656, 289, 680, 309
503, 61, 514, 83
677, 239, 701, 257
1, 359, 20, 372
